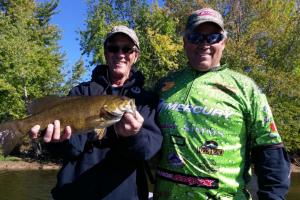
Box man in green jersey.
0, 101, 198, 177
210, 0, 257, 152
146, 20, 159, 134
154, 7, 290, 200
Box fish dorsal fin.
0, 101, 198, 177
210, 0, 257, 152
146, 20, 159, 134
28, 96, 81, 115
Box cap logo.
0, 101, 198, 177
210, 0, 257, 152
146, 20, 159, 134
197, 10, 218, 18
184, 8, 224, 34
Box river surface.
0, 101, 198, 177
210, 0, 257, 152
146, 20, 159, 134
0, 170, 298, 200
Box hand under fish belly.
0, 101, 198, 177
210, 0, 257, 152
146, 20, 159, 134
0, 95, 136, 156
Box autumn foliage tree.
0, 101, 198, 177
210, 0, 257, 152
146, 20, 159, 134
215, 0, 300, 152
80, 0, 300, 152
0, 0, 298, 154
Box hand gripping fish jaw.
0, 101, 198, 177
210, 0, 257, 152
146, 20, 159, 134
95, 98, 136, 140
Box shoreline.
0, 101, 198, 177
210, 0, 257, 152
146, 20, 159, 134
291, 164, 300, 173
0, 160, 60, 170
0, 160, 299, 172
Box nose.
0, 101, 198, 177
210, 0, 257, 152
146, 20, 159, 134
115, 51, 126, 58
196, 42, 210, 49
198, 39, 210, 46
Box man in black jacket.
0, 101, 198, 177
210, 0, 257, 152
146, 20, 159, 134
31, 25, 162, 200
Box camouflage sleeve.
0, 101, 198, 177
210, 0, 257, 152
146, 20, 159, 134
248, 82, 283, 148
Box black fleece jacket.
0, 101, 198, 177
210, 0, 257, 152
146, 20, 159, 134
51, 65, 162, 200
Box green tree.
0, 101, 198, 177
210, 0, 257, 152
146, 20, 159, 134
135, 3, 184, 87
0, 0, 64, 121
63, 57, 86, 93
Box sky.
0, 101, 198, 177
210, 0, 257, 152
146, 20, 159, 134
37, 0, 88, 77
51, 0, 88, 67
36, 0, 163, 80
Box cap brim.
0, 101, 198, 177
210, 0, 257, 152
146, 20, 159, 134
187, 20, 224, 34
105, 32, 139, 49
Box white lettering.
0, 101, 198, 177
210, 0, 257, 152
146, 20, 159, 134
183, 104, 192, 112
223, 110, 234, 119
182, 124, 224, 137
177, 104, 186, 112
211, 109, 224, 117
202, 107, 214, 115
160, 102, 234, 119
164, 103, 178, 110
192, 106, 203, 114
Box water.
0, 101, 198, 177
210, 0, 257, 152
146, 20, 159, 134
0, 170, 57, 200
0, 170, 298, 200
287, 173, 300, 200
248, 173, 300, 200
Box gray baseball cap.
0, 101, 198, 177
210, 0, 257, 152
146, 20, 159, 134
185, 8, 224, 34
104, 25, 140, 49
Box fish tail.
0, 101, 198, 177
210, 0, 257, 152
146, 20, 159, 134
0, 121, 23, 156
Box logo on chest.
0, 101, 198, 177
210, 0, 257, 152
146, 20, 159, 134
159, 101, 234, 119
197, 141, 224, 156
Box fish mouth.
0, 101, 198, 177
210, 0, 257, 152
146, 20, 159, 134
100, 98, 136, 121
117, 99, 136, 115
102, 110, 123, 120
128, 99, 136, 116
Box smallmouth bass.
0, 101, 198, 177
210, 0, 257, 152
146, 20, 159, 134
0, 95, 136, 156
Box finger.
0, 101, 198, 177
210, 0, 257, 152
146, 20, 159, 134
30, 125, 40, 139
52, 120, 61, 141
134, 111, 144, 124
125, 112, 144, 128
124, 116, 143, 134
61, 126, 72, 141
44, 123, 54, 143
124, 112, 144, 124
122, 113, 134, 123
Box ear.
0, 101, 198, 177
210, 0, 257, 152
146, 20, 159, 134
221, 37, 227, 50
134, 52, 139, 63
223, 37, 228, 44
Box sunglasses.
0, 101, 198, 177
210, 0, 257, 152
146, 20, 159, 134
106, 45, 137, 54
186, 33, 224, 45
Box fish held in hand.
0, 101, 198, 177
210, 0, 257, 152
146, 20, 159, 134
0, 95, 136, 156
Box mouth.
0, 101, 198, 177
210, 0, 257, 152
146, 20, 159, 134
197, 49, 211, 55
197, 53, 211, 60
114, 60, 127, 66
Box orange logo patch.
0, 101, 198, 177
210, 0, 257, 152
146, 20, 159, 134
161, 82, 175, 92
270, 122, 278, 132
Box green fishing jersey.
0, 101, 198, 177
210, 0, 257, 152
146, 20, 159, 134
154, 65, 282, 200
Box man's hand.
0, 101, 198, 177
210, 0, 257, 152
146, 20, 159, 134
30, 120, 72, 143
114, 111, 144, 137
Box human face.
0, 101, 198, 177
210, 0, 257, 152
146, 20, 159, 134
184, 22, 226, 71
104, 34, 139, 82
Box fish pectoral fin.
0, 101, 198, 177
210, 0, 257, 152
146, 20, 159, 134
94, 128, 106, 140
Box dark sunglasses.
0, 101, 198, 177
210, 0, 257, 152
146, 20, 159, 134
186, 33, 224, 45
106, 45, 137, 54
